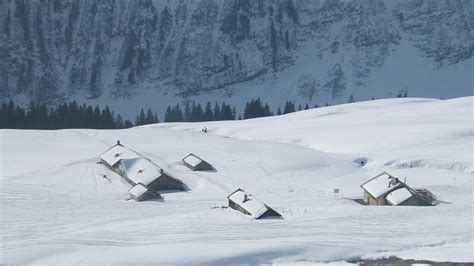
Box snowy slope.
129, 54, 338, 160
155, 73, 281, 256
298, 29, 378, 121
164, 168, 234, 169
0, 97, 473, 264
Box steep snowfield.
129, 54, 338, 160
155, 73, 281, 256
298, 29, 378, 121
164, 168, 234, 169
3, 0, 473, 119
55, 40, 474, 120
0, 97, 473, 264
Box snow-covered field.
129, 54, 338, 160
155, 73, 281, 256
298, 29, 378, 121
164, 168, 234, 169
1, 97, 472, 264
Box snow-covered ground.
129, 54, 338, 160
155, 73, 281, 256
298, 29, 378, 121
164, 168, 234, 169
0, 97, 472, 264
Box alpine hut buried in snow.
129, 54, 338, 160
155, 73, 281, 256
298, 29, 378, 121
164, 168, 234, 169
129, 183, 161, 202
119, 157, 184, 192
227, 188, 282, 219
99, 141, 136, 170
182, 153, 213, 171
360, 171, 431, 206
99, 141, 185, 193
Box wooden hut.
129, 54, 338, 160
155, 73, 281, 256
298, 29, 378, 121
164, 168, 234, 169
227, 188, 282, 219
119, 157, 184, 192
360, 172, 431, 206
99, 141, 136, 172
129, 183, 161, 202
182, 153, 213, 171
99, 141, 185, 193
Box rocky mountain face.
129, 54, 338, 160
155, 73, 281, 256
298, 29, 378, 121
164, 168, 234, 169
0, 0, 472, 108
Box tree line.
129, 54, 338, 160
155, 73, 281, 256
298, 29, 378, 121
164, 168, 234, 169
0, 98, 324, 129
0, 101, 150, 129
164, 101, 236, 122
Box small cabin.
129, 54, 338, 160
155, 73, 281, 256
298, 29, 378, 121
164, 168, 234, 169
99, 142, 185, 193
360, 172, 431, 206
182, 153, 213, 171
119, 157, 185, 192
99, 142, 136, 171
227, 188, 282, 219
129, 183, 161, 202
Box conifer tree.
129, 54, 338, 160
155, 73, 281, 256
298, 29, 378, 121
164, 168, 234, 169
264, 103, 272, 116
101, 106, 114, 129
164, 106, 172, 122
184, 101, 191, 122
190, 103, 203, 122
283, 101, 296, 114
348, 94, 355, 103
123, 120, 133, 128
145, 108, 156, 124
203, 102, 214, 121
220, 102, 234, 120
243, 98, 272, 119
116, 114, 124, 129
14, 104, 26, 129
213, 102, 221, 120
174, 104, 184, 122
135, 109, 146, 126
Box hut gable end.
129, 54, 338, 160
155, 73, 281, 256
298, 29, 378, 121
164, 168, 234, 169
129, 183, 161, 202
227, 188, 282, 219
386, 187, 413, 206
100, 144, 137, 167
183, 153, 213, 171
360, 171, 403, 200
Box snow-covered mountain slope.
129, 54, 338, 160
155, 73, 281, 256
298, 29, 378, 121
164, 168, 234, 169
1, 97, 473, 264
1, 0, 472, 118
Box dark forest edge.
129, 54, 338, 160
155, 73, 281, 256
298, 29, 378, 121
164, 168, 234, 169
0, 95, 379, 129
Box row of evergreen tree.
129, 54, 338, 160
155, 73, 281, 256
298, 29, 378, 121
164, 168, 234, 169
163, 99, 321, 122
1, 98, 324, 129
0, 101, 147, 129
164, 101, 236, 122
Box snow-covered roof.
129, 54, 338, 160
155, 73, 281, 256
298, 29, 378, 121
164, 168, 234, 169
100, 145, 137, 166
183, 154, 204, 168
129, 183, 149, 198
228, 189, 269, 219
386, 187, 413, 206
361, 172, 402, 199
121, 157, 164, 186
